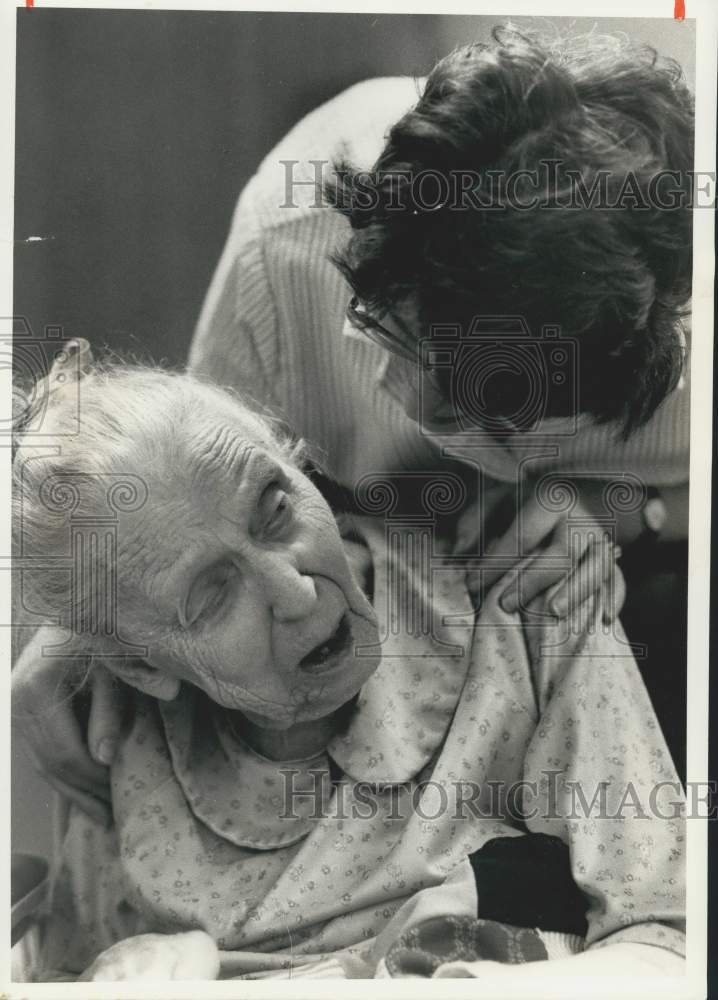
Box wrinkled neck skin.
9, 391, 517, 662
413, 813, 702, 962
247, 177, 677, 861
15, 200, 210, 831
234, 710, 343, 762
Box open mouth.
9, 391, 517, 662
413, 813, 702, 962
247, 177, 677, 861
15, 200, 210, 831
299, 614, 352, 676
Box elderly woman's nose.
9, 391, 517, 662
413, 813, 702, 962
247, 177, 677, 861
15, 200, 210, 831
255, 556, 318, 622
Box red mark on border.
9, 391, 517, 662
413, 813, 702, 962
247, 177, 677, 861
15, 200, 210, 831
26, 0, 34, 7
674, 0, 685, 19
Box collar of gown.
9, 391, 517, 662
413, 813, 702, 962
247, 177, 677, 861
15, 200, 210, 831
158, 517, 476, 850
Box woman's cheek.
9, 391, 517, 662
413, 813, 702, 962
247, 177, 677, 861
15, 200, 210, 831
183, 633, 272, 704
214, 611, 273, 679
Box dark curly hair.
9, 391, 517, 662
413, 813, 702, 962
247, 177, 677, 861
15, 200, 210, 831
325, 27, 694, 436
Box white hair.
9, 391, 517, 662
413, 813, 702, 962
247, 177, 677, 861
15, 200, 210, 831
13, 361, 308, 637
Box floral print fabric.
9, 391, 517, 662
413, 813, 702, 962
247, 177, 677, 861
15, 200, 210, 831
37, 519, 685, 979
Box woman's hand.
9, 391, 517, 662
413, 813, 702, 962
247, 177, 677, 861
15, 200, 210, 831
79, 930, 220, 981
466, 491, 626, 623
12, 626, 131, 826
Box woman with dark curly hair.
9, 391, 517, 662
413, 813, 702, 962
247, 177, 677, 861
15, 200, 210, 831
326, 28, 692, 436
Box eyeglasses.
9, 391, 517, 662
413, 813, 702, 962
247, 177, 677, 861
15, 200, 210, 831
346, 295, 423, 367
346, 296, 455, 422
346, 296, 535, 437
346, 296, 470, 412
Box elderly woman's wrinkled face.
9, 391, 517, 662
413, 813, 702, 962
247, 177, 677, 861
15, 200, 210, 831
114, 388, 380, 728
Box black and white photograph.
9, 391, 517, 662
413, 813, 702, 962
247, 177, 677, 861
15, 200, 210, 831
4, 1, 715, 993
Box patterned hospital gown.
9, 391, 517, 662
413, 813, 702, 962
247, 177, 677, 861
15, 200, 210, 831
36, 519, 685, 979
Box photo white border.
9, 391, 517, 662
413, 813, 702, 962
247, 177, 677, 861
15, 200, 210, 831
1, 1, 714, 998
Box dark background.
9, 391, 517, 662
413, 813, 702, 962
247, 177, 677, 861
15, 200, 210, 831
15, 9, 502, 364
13, 8, 696, 863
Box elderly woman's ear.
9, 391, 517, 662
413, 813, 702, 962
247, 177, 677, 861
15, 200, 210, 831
104, 657, 180, 702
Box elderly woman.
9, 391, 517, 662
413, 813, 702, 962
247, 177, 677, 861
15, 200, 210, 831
12, 355, 685, 981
